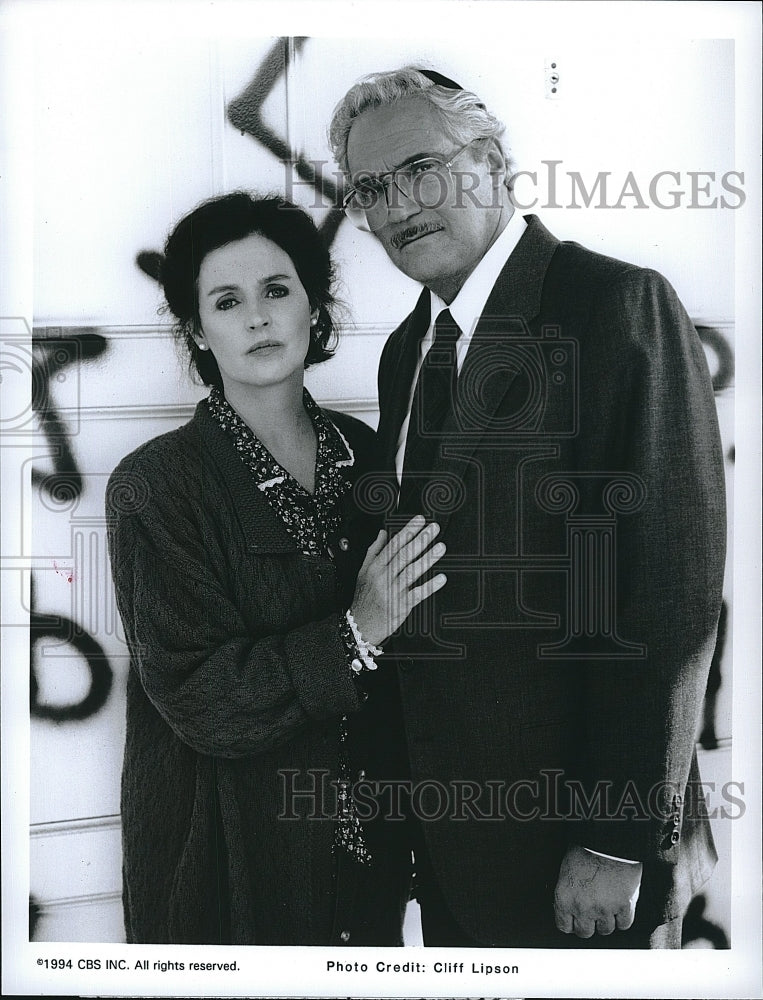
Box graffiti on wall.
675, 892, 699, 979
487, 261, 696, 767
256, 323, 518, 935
226, 36, 346, 246
30, 327, 114, 725
137, 36, 344, 287
32, 328, 108, 497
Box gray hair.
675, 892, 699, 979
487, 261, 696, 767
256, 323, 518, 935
328, 66, 515, 189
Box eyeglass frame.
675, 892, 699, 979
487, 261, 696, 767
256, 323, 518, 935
341, 139, 482, 232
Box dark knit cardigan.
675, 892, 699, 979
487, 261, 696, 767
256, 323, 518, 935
106, 400, 383, 944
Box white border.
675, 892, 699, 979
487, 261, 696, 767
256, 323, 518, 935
2, 2, 761, 997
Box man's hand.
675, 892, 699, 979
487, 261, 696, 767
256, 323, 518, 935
553, 845, 643, 938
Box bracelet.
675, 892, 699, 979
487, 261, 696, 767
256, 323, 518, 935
345, 609, 383, 673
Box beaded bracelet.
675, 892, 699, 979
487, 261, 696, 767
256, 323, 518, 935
344, 609, 383, 673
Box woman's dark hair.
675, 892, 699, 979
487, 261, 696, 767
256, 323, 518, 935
161, 192, 339, 386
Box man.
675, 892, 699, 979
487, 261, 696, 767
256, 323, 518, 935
328, 67, 726, 948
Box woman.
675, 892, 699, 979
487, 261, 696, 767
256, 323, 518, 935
106, 192, 446, 945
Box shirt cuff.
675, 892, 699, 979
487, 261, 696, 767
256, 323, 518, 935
339, 612, 379, 674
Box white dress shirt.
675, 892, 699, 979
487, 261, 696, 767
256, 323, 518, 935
394, 208, 527, 482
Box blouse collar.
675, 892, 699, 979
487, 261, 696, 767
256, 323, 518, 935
206, 385, 355, 493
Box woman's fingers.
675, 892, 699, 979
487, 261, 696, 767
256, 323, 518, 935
407, 572, 447, 609
386, 521, 441, 577
376, 515, 427, 566
359, 529, 387, 571
400, 541, 446, 587
353, 517, 448, 645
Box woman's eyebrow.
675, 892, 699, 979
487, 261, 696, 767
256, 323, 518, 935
259, 273, 292, 283
205, 274, 293, 296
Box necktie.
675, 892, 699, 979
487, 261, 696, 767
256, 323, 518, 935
397, 309, 461, 519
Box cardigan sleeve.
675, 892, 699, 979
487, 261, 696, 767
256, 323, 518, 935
106, 452, 365, 760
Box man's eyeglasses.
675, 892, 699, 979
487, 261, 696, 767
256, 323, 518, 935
342, 140, 478, 233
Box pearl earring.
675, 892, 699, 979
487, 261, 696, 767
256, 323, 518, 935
198, 342, 209, 351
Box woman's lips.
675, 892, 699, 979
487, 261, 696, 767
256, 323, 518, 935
248, 341, 282, 355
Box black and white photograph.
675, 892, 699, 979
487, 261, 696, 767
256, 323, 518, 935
1, 1, 761, 997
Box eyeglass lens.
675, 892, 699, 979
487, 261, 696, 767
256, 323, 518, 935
346, 162, 452, 231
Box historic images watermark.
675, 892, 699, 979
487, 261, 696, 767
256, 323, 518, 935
278, 769, 745, 824
282, 158, 746, 212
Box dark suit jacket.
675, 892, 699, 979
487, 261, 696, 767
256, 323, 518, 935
370, 214, 726, 946
107, 402, 406, 944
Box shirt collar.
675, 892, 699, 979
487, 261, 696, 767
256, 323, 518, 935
429, 208, 527, 333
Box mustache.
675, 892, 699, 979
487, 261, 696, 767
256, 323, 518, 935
390, 221, 444, 249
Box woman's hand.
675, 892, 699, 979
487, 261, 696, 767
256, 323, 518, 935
349, 515, 447, 648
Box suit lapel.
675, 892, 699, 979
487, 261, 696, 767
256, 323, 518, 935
377, 288, 431, 471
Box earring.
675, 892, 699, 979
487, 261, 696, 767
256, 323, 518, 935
310, 316, 318, 327
197, 342, 209, 351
